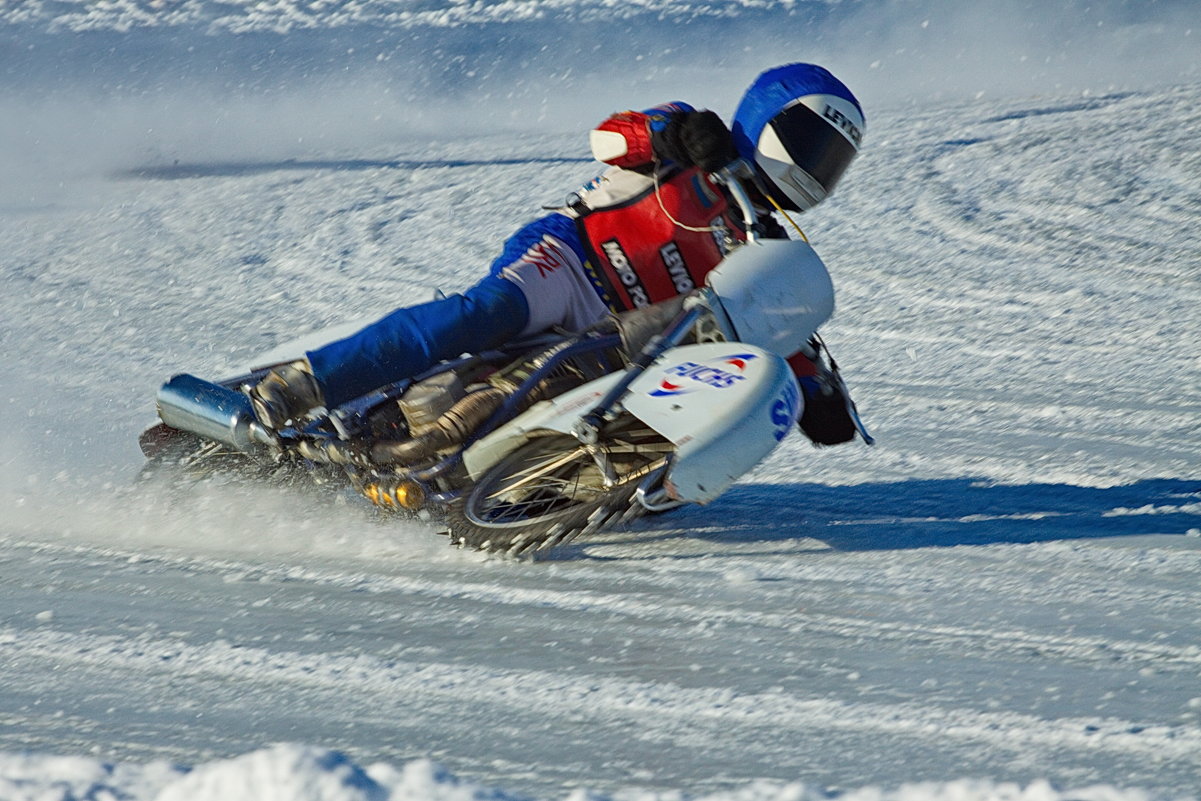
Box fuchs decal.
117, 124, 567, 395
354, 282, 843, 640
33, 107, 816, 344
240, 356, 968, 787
649, 353, 757, 397
600, 238, 650, 308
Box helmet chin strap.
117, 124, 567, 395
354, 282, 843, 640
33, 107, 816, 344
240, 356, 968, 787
761, 190, 809, 243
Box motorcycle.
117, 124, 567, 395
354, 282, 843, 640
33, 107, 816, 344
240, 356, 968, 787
139, 162, 872, 557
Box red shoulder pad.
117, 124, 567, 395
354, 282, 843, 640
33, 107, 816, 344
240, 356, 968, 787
589, 111, 654, 168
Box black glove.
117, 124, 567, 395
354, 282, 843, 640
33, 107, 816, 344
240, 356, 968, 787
798, 378, 857, 446
652, 110, 737, 172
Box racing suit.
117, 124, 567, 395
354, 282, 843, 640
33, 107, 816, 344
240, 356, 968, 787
304, 104, 847, 442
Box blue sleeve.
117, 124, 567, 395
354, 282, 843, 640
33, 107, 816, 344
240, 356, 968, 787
641, 101, 695, 132
488, 212, 588, 276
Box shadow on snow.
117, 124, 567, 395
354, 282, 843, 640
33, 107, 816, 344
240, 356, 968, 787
117, 156, 593, 181
611, 478, 1201, 553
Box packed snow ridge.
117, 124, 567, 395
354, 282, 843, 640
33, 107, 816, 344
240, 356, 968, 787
0, 744, 1186, 801
1, 0, 821, 33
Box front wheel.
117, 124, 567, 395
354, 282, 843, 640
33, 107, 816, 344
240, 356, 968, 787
446, 423, 672, 557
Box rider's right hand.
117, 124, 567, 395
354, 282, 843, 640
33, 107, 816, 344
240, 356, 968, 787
653, 110, 738, 173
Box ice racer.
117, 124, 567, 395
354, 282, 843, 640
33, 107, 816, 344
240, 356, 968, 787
250, 63, 866, 446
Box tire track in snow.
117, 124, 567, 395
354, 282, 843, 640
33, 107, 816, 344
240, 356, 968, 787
5, 625, 1201, 766
905, 89, 1201, 274
10, 536, 1201, 675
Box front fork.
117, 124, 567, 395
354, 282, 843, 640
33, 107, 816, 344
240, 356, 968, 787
572, 288, 735, 446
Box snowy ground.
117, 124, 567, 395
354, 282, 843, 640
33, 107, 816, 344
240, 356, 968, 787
2, 2, 1201, 800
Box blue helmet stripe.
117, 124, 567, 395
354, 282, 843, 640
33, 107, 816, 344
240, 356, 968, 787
731, 63, 863, 161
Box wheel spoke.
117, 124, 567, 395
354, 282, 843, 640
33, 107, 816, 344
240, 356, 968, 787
481, 444, 588, 500
452, 426, 673, 553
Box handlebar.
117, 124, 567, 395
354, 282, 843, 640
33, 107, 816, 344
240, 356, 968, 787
711, 159, 762, 244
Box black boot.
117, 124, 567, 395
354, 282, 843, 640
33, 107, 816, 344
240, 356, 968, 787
798, 375, 857, 445
797, 343, 857, 446
249, 361, 325, 430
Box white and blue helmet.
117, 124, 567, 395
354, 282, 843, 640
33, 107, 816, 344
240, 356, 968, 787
732, 63, 865, 211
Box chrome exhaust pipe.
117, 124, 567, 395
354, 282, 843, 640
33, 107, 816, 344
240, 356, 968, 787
156, 373, 275, 452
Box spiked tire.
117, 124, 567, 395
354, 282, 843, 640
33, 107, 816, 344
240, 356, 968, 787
446, 425, 670, 557
138, 425, 309, 488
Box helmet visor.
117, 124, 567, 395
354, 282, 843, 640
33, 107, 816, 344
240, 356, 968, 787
765, 101, 859, 195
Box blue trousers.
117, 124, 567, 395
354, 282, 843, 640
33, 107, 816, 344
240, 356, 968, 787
305, 212, 608, 408
307, 274, 528, 408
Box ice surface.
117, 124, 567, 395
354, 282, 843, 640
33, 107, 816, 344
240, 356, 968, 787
1, 1, 1201, 800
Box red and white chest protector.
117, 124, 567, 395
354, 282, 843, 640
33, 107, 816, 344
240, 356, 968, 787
568, 166, 746, 312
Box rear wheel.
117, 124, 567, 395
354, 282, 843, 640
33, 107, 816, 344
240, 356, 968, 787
447, 422, 672, 557
137, 425, 302, 487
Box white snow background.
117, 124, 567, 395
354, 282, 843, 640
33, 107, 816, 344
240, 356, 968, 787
2, 1, 1201, 800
